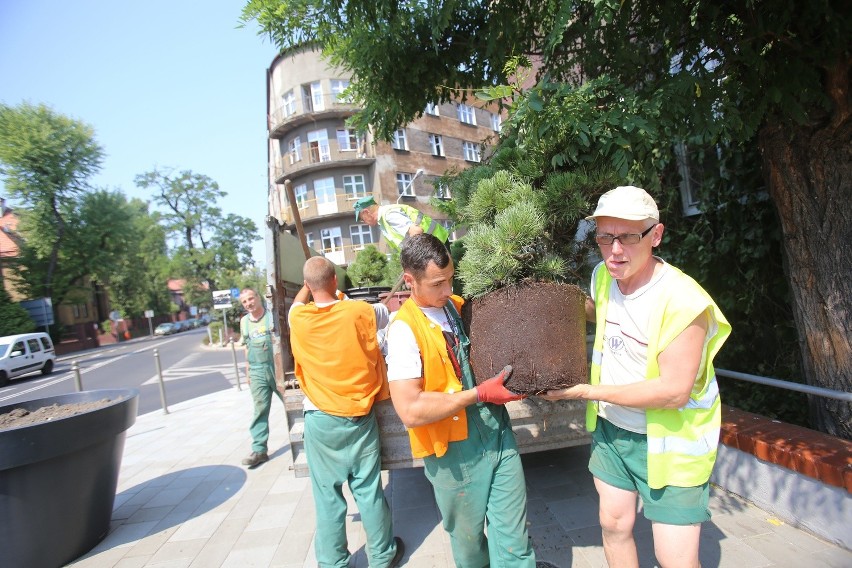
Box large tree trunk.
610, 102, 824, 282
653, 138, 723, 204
758, 59, 852, 440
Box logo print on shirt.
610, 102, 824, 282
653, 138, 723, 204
607, 335, 625, 353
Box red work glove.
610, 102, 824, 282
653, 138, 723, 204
475, 365, 525, 404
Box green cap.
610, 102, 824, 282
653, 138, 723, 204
354, 196, 377, 220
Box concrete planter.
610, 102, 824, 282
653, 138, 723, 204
0, 389, 138, 568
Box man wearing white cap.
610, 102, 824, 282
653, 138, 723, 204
542, 186, 731, 568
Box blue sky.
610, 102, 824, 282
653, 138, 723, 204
0, 0, 278, 265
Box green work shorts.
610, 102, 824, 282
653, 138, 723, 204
589, 418, 710, 525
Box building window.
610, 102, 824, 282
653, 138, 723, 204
282, 89, 296, 117
303, 81, 324, 112
336, 128, 359, 151
314, 177, 336, 205
343, 174, 367, 199
73, 305, 80, 318
425, 102, 440, 116
436, 182, 451, 200
305, 232, 314, 249
350, 224, 374, 250
308, 129, 331, 162
457, 103, 476, 125
396, 172, 415, 197
288, 136, 302, 164
294, 184, 308, 209
463, 141, 481, 162
429, 134, 444, 157
331, 79, 350, 102
490, 112, 501, 132
392, 129, 408, 150
320, 227, 343, 253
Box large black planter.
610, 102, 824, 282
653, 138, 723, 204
0, 388, 139, 568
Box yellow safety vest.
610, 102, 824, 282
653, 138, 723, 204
587, 262, 732, 488
378, 204, 450, 249
393, 295, 468, 458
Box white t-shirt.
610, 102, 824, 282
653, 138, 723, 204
289, 299, 390, 411
386, 306, 453, 382
591, 259, 671, 433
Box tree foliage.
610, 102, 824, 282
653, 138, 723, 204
0, 287, 35, 336
135, 168, 260, 294
244, 0, 852, 437
0, 102, 104, 300
346, 245, 398, 287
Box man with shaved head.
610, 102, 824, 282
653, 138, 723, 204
289, 256, 404, 568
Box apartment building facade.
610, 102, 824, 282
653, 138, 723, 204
266, 47, 502, 266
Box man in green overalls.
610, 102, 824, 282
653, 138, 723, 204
239, 288, 283, 468
384, 234, 537, 567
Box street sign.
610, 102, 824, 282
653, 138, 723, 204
20, 298, 54, 327
212, 289, 232, 310
144, 310, 154, 318
230, 287, 240, 298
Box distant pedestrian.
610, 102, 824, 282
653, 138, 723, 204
289, 256, 404, 568
239, 288, 282, 468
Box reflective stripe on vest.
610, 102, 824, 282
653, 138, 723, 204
647, 427, 721, 456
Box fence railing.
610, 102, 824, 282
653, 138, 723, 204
716, 368, 852, 402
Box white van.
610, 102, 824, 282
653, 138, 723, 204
0, 332, 56, 387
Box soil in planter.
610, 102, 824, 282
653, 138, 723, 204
463, 281, 588, 395
0, 398, 115, 430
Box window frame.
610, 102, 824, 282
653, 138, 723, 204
343, 174, 367, 199
396, 172, 415, 197
429, 134, 444, 157
294, 183, 309, 209
349, 224, 374, 250
392, 129, 408, 151
462, 141, 481, 162
457, 103, 477, 125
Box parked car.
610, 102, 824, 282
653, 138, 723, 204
154, 323, 177, 336
0, 332, 56, 387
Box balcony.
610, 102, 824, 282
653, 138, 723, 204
269, 94, 361, 139
272, 139, 375, 183
276, 191, 363, 227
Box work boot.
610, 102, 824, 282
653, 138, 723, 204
389, 536, 405, 568
241, 451, 269, 468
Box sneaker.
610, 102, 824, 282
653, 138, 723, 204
241, 451, 269, 468
389, 536, 405, 567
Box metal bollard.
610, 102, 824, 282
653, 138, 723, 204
72, 360, 83, 392
230, 339, 242, 391
153, 348, 170, 414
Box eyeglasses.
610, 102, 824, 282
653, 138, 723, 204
595, 224, 657, 246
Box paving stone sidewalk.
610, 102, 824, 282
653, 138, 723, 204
67, 387, 851, 568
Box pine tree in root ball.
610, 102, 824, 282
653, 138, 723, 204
455, 169, 614, 394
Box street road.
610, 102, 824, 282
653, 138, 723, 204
0, 328, 245, 415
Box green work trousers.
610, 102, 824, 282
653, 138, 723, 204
303, 409, 397, 568
422, 403, 535, 568
248, 362, 282, 454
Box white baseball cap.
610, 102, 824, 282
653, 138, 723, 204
585, 186, 659, 221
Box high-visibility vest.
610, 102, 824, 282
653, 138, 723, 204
587, 262, 731, 488
393, 295, 468, 458
290, 301, 389, 417
378, 204, 450, 249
